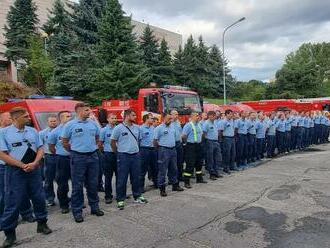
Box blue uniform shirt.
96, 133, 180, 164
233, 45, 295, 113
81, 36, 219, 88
202, 120, 218, 141
61, 118, 100, 153
247, 119, 257, 135
235, 118, 248, 134
170, 121, 182, 142
309, 117, 315, 128
48, 124, 70, 156
277, 119, 286, 132
111, 123, 140, 154
256, 120, 267, 139
285, 118, 292, 131
154, 123, 176, 148
220, 119, 235, 137
0, 124, 41, 161
0, 128, 4, 165
297, 116, 303, 127
267, 119, 277, 136
100, 124, 115, 152
303, 117, 310, 128
314, 116, 321, 125
291, 116, 298, 127
139, 124, 154, 148
321, 116, 327, 125
182, 122, 203, 143
39, 127, 54, 154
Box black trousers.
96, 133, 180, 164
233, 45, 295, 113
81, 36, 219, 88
184, 143, 203, 178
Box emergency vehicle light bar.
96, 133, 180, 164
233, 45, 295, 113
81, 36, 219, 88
163, 85, 191, 91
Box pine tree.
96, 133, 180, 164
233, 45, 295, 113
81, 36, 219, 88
156, 38, 173, 83
43, 0, 71, 36
172, 45, 187, 84
139, 25, 161, 82
4, 0, 39, 64
159, 38, 172, 66
207, 45, 224, 97
69, 0, 107, 45
90, 0, 147, 103
43, 0, 91, 99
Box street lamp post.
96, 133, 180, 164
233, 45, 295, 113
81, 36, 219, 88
222, 17, 246, 104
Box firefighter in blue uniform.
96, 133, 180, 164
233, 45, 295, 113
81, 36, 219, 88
219, 110, 237, 174
266, 112, 277, 158
290, 111, 299, 150
48, 111, 72, 214
203, 111, 222, 180
170, 110, 184, 182
153, 112, 184, 196
0, 107, 52, 247
247, 112, 257, 163
0, 112, 36, 224
276, 113, 286, 154
61, 103, 104, 223
99, 113, 117, 204
255, 113, 267, 160
235, 111, 249, 167
111, 109, 148, 210
303, 112, 311, 147
39, 116, 58, 206
139, 113, 157, 192
182, 111, 207, 188
285, 112, 292, 153
297, 112, 305, 150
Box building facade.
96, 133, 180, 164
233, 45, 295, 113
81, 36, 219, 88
0, 0, 182, 82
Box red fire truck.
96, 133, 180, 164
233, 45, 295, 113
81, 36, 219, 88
242, 99, 314, 112
0, 96, 83, 131
93, 85, 203, 125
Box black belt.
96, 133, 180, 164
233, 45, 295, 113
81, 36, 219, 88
71, 150, 97, 156
206, 139, 218, 142
119, 152, 139, 155
238, 133, 247, 136
224, 136, 234, 138
159, 146, 176, 150
187, 142, 201, 145
140, 147, 155, 150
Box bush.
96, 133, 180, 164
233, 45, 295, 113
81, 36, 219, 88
0, 81, 34, 103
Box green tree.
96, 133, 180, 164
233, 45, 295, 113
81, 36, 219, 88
156, 38, 173, 83
43, 0, 92, 99
90, 0, 147, 103
139, 25, 160, 82
271, 42, 330, 99
206, 45, 224, 97
23, 35, 54, 92
43, 0, 71, 36
172, 45, 186, 84
4, 0, 39, 64
231, 80, 267, 101
69, 0, 107, 45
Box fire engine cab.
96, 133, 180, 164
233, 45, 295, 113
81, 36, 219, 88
0, 96, 81, 131
94, 85, 203, 125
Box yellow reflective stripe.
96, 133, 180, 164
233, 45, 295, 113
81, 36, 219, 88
183, 172, 192, 177
190, 122, 198, 142
195, 171, 203, 174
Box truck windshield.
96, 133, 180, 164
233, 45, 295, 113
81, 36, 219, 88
161, 93, 202, 114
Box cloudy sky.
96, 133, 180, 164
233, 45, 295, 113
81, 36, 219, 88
120, 0, 330, 82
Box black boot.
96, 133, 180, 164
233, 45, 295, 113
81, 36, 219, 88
3, 230, 16, 248
160, 186, 167, 197
172, 183, 184, 191
184, 177, 192, 189
196, 175, 207, 184
37, 221, 52, 235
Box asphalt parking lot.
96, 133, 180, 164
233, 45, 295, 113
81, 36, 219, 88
2, 143, 330, 248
